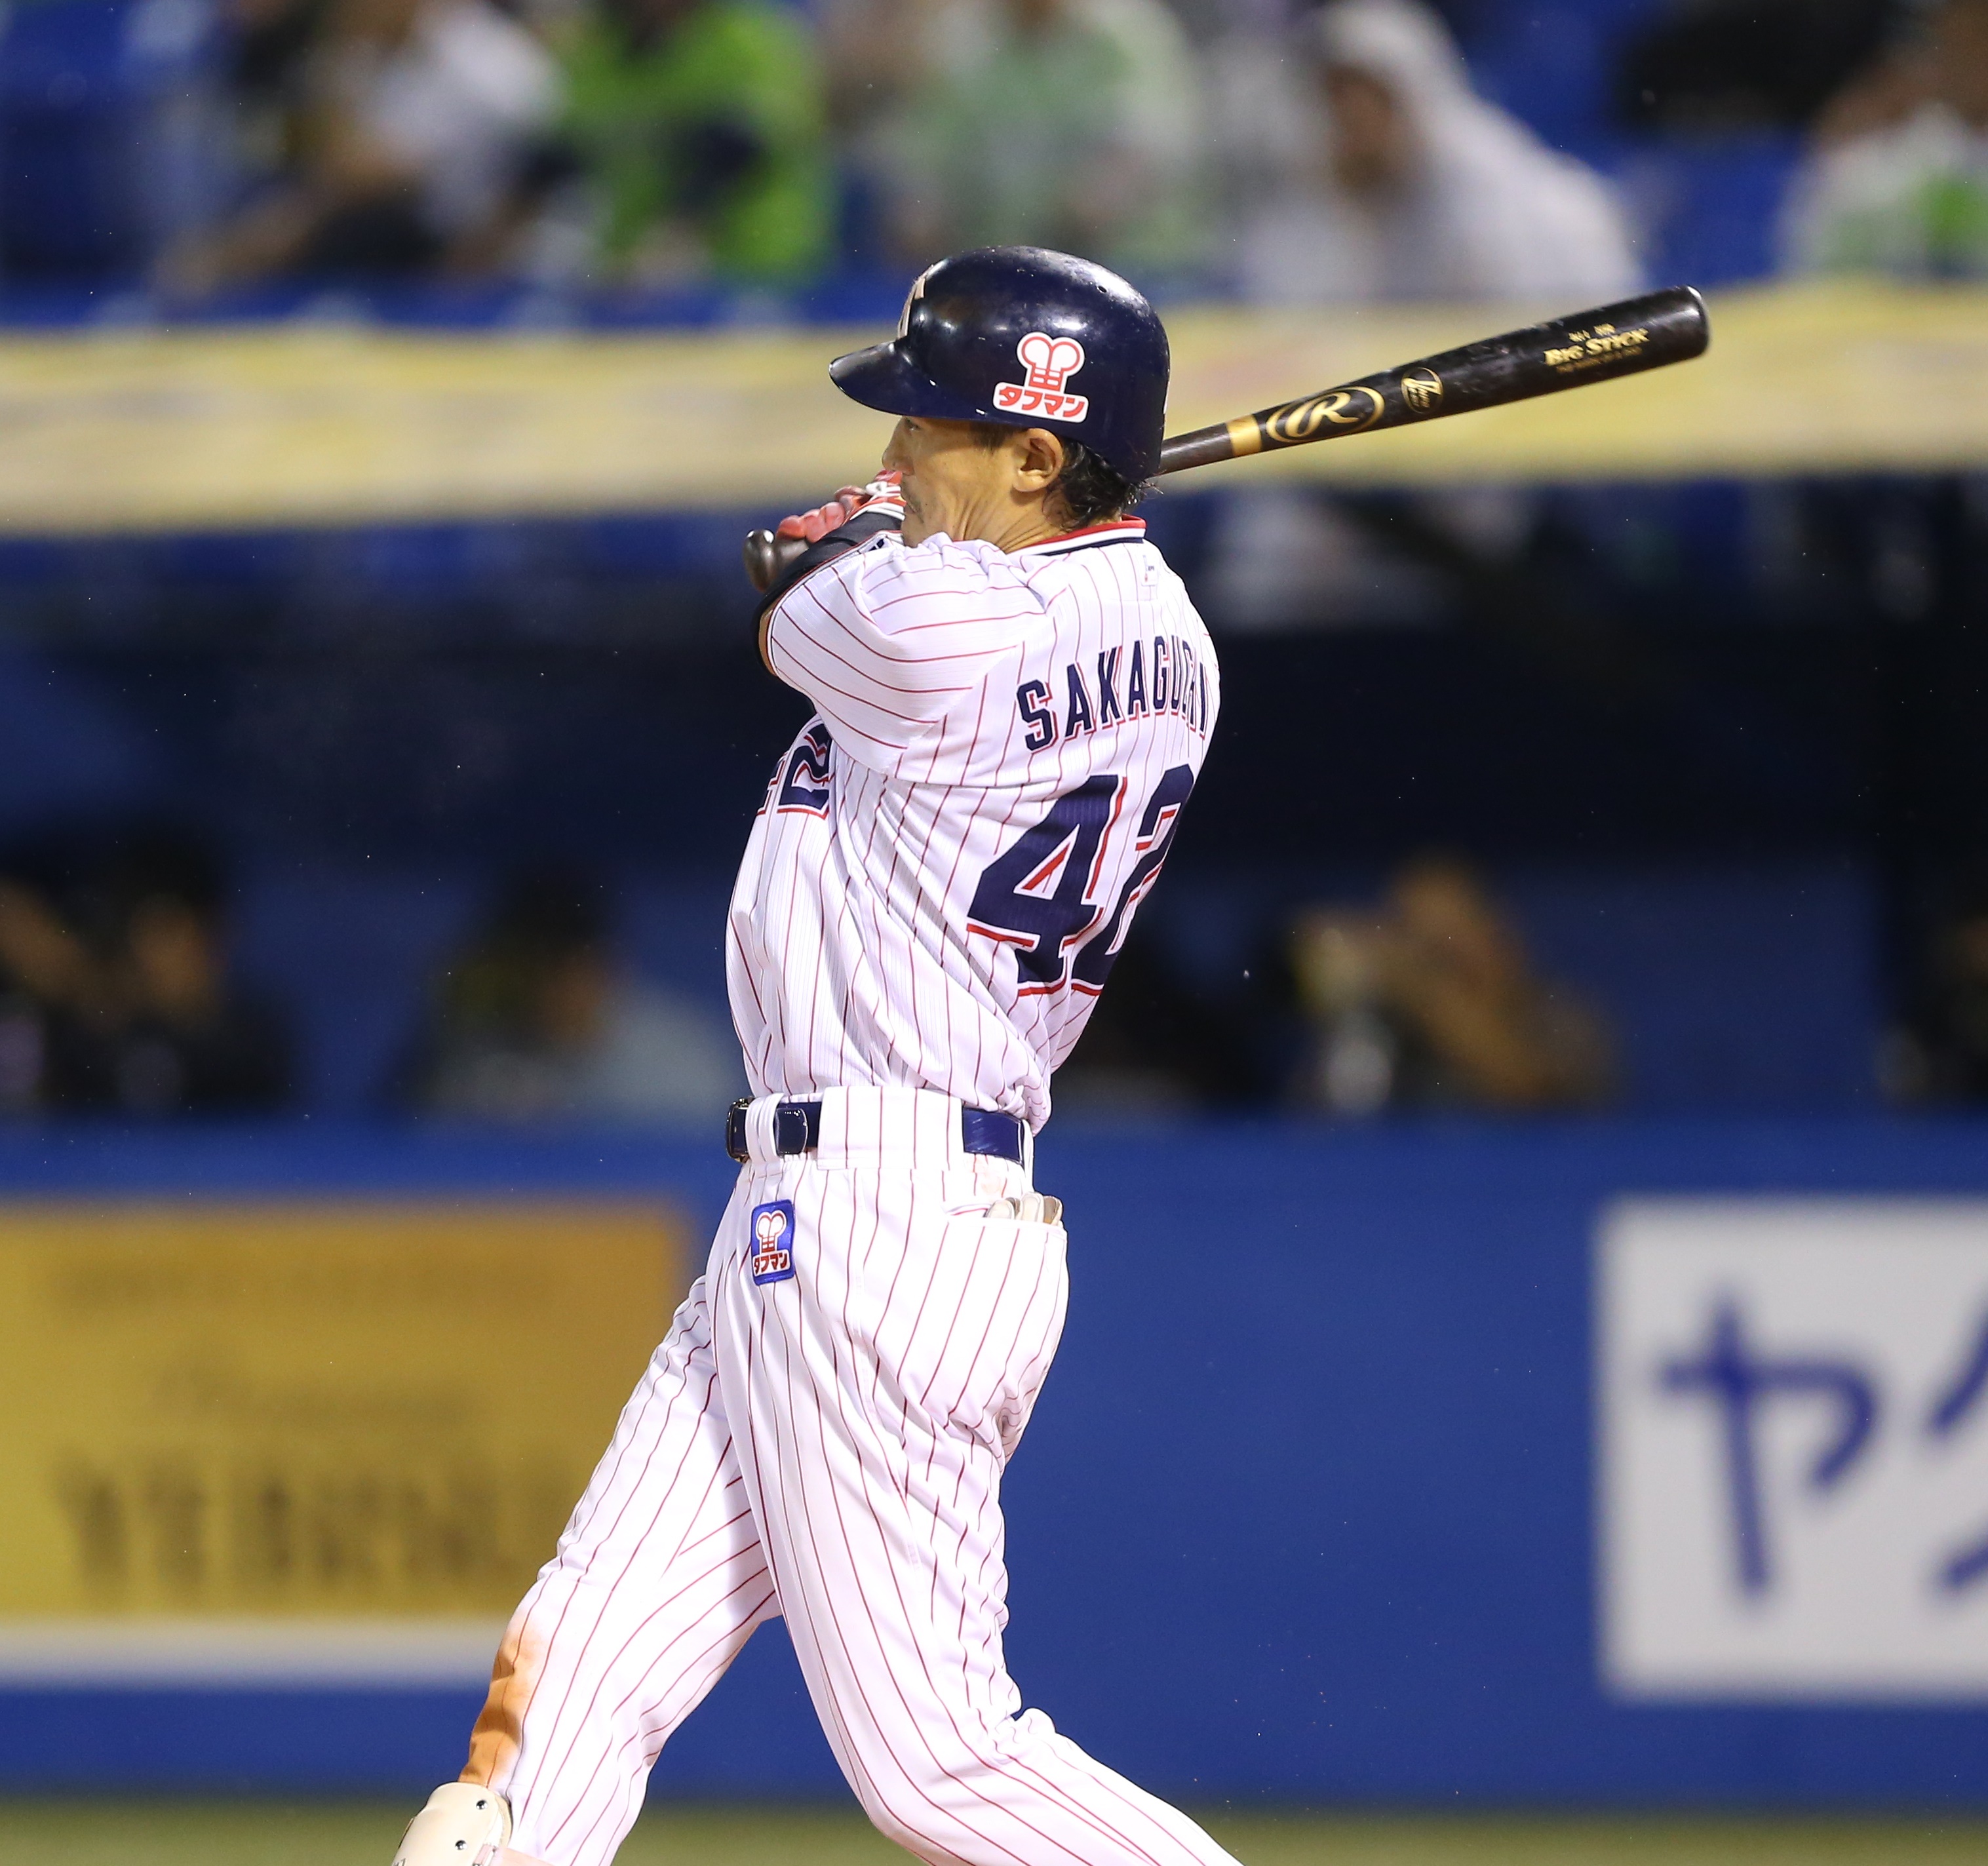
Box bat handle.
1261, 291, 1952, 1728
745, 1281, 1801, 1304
743, 528, 805, 593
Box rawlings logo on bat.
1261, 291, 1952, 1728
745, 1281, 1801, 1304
994, 332, 1089, 421
1262, 384, 1382, 445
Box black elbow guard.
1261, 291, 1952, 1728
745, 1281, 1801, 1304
755, 509, 903, 625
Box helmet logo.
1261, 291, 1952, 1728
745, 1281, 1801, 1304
897, 263, 937, 339
994, 332, 1089, 423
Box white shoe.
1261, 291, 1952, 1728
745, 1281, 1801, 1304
391, 1783, 513, 1866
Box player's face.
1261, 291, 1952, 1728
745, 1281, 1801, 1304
883, 416, 1066, 552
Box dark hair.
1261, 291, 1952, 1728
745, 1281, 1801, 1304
971, 425, 1150, 530
1050, 439, 1150, 528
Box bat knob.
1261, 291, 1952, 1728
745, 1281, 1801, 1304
743, 528, 802, 594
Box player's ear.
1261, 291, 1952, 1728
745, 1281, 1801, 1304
1011, 428, 1064, 499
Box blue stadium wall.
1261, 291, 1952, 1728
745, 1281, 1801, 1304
3, 1116, 1987, 1807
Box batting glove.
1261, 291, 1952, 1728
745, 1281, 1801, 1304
774, 471, 904, 543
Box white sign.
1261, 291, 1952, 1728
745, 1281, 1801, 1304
1598, 1199, 1988, 1699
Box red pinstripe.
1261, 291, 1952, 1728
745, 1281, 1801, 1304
792, 624, 978, 699
765, 1192, 974, 1861
806, 1177, 1167, 1866
476, 1100, 1239, 1866
484, 1310, 721, 1784
787, 1197, 1042, 1866
746, 528, 1212, 1123
553, 1578, 778, 1863
523, 1384, 731, 1788
537, 1551, 769, 1848
863, 604, 1040, 632
473, 476, 1228, 1866
904, 1214, 1167, 1866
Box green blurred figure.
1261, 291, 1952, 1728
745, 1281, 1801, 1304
1783, 0, 1988, 281
560, 0, 830, 284
883, 0, 1206, 278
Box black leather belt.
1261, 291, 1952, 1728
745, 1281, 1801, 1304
726, 1098, 1024, 1165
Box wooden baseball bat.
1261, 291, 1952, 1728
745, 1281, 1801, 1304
743, 284, 1709, 592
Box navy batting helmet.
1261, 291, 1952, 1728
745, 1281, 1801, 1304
827, 246, 1170, 484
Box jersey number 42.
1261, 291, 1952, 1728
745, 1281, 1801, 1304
966, 766, 1194, 997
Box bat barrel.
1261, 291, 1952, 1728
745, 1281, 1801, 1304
1158, 284, 1709, 475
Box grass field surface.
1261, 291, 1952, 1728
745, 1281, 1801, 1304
5, 1802, 1987, 1865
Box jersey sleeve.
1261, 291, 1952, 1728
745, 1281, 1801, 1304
763, 535, 1043, 769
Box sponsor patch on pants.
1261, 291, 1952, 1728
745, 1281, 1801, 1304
749, 1200, 796, 1285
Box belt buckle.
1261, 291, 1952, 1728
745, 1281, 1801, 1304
724, 1097, 751, 1163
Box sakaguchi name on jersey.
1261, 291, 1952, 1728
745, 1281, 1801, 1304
1014, 634, 1212, 751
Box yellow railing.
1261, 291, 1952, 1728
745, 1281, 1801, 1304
0, 282, 1980, 535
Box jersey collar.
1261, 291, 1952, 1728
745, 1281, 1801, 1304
1015, 518, 1147, 558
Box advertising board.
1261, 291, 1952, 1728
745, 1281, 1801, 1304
1600, 1199, 1988, 1698
0, 1201, 683, 1682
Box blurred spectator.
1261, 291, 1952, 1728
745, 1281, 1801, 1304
1226, 0, 1640, 304
222, 0, 330, 199
0, 884, 59, 1117
1201, 0, 1316, 211
1208, 0, 1636, 629
1889, 876, 1988, 1101
399, 867, 743, 1123
817, 0, 972, 149
815, 0, 975, 259
1289, 857, 1614, 1114
526, 0, 832, 286
0, 830, 292, 1117
168, 0, 558, 290
1616, 0, 1903, 137
880, 0, 1207, 275
1782, 0, 1988, 280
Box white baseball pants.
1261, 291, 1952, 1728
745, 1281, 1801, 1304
462, 1087, 1241, 1866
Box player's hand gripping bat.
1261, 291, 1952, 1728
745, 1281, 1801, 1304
743, 284, 1709, 592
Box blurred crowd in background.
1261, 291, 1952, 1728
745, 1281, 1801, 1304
0, 823, 1619, 1120
0, 827, 747, 1121
6, 813, 1988, 1125
1, 0, 1985, 298
0, 826, 290, 1116
0, 0, 1985, 1131
175, 0, 1988, 294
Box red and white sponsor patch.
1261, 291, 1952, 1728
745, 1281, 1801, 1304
750, 1199, 796, 1285
994, 332, 1089, 422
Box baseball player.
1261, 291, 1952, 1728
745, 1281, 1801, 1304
393, 246, 1239, 1866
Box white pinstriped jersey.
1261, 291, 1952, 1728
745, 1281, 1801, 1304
727, 516, 1218, 1133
